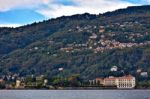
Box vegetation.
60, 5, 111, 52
0, 5, 150, 86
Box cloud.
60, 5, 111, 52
146, 0, 150, 2
0, 0, 147, 18
0, 0, 45, 11
0, 0, 149, 27
0, 24, 21, 27
37, 0, 135, 18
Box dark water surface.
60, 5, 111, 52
0, 90, 149, 99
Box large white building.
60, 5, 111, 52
95, 75, 136, 89
116, 75, 136, 88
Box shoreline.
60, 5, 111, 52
1, 87, 150, 90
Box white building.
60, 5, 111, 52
116, 75, 136, 89
102, 75, 136, 89
58, 68, 64, 71
137, 69, 142, 73
110, 66, 118, 72
44, 79, 48, 86
140, 72, 148, 77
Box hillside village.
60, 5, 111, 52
60, 21, 150, 53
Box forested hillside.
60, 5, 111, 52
0, 5, 150, 82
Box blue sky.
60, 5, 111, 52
0, 0, 149, 27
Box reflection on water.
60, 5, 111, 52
0, 90, 150, 99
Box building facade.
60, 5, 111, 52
15, 80, 21, 88
103, 77, 117, 86
116, 75, 136, 88
95, 75, 136, 89
95, 78, 104, 85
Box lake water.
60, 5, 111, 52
0, 90, 150, 99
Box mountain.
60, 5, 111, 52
0, 5, 150, 81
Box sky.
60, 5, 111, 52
0, 0, 150, 27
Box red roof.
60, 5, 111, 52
118, 75, 135, 80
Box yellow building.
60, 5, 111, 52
16, 80, 21, 88
103, 77, 117, 87
95, 78, 104, 85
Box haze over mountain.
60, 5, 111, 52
0, 5, 150, 82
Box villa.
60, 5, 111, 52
94, 75, 136, 89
